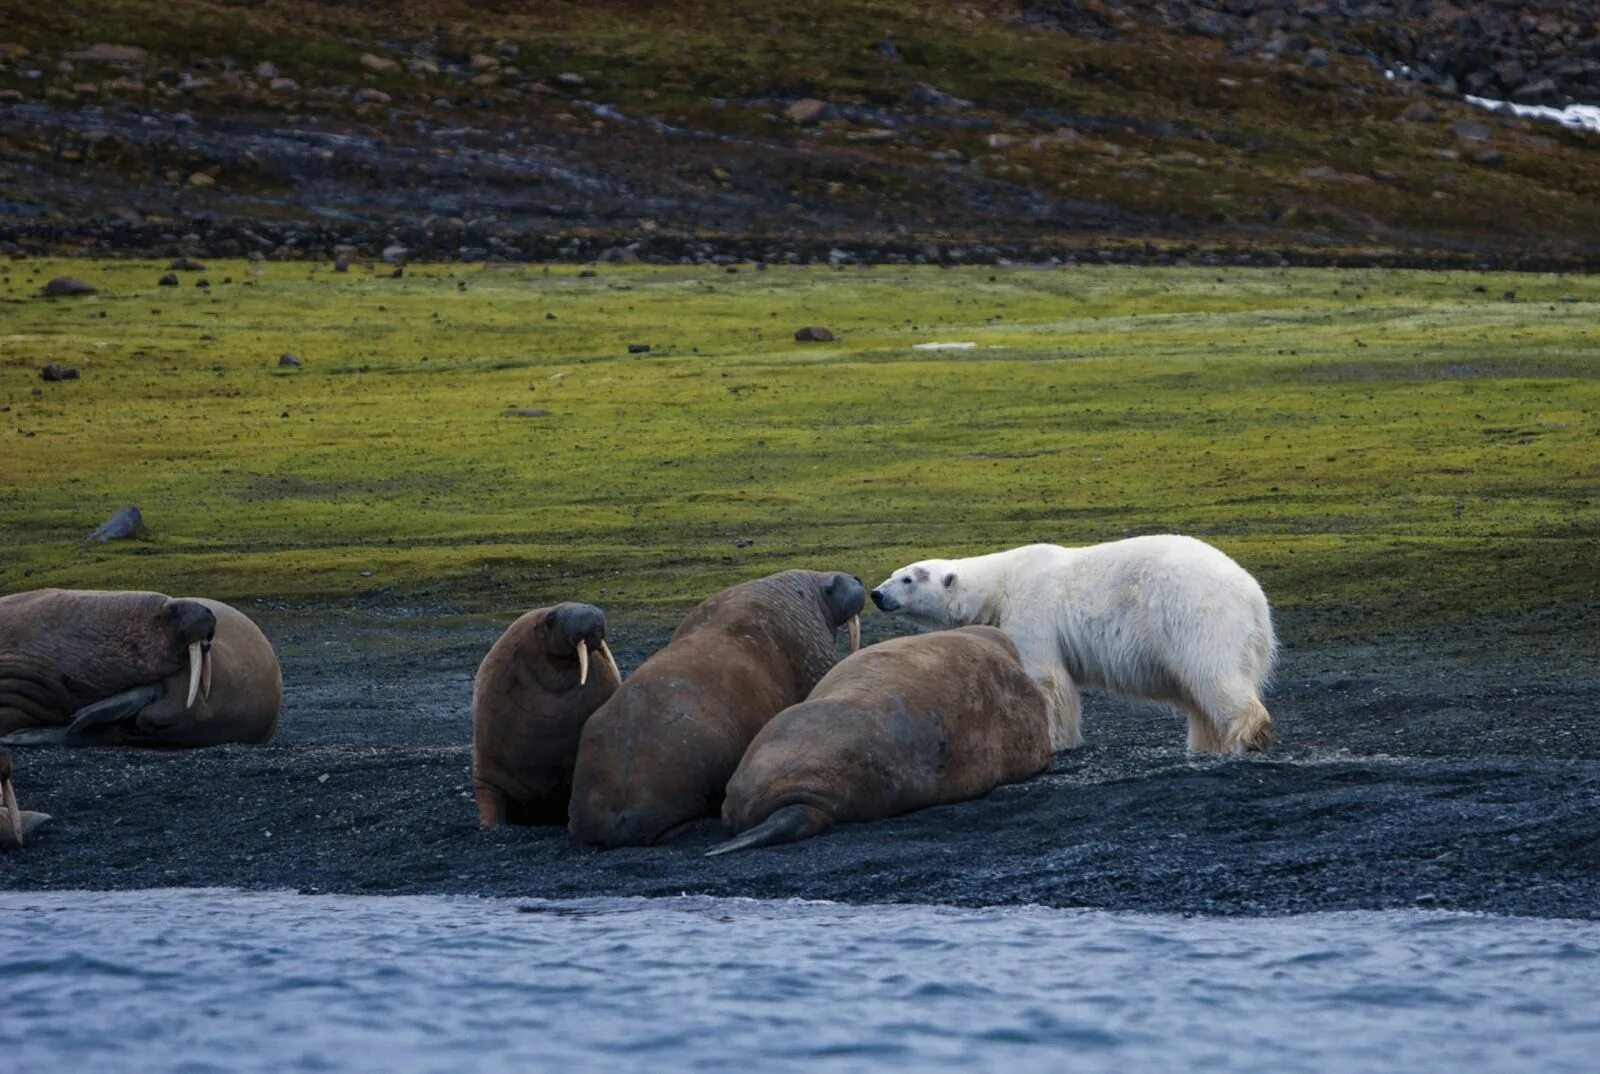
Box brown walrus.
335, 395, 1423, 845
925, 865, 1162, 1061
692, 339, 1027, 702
708, 625, 1052, 855
568, 569, 865, 848
472, 602, 623, 827
0, 746, 49, 847
0, 590, 282, 747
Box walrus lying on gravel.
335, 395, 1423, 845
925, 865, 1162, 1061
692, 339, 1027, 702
568, 569, 865, 848
0, 590, 282, 747
709, 626, 1052, 856
0, 746, 49, 847
472, 602, 623, 827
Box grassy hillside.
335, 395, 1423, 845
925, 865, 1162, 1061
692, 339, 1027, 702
2, 258, 1596, 635
1, 1, 1599, 258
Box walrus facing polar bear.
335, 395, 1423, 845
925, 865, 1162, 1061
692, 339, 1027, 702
871, 536, 1276, 754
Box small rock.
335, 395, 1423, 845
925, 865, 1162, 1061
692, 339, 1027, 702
907, 82, 972, 110
359, 53, 399, 74
187, 172, 214, 187
577, 268, 597, 278
628, 343, 650, 354
278, 352, 302, 367
794, 326, 835, 342
196, 278, 210, 288
334, 255, 350, 273
355, 88, 391, 105
1472, 149, 1504, 167
784, 97, 829, 124
1304, 47, 1330, 68
158, 273, 179, 286
1453, 119, 1493, 141
40, 363, 79, 381
42, 276, 96, 297
169, 256, 206, 270
0, 89, 24, 104
80, 506, 146, 549
553, 72, 585, 88
1300, 165, 1371, 185
503, 407, 550, 418
268, 77, 298, 95
66, 44, 148, 65
1397, 100, 1436, 123
255, 61, 277, 80
470, 54, 500, 71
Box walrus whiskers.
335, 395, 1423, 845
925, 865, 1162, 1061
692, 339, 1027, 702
576, 639, 590, 686
185, 641, 203, 709
598, 639, 622, 684
847, 615, 860, 653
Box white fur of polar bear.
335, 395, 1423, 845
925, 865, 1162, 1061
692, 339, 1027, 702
870, 536, 1276, 754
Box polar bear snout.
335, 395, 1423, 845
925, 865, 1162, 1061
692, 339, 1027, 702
870, 586, 899, 612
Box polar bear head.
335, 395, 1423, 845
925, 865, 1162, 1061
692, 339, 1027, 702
869, 560, 961, 626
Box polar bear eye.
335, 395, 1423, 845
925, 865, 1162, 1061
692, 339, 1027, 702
901, 577, 912, 585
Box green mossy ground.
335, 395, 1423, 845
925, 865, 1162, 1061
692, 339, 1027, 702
2, 260, 1596, 635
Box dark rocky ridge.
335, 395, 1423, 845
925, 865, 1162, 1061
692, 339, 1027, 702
1, 2, 1598, 264
1023, 1, 1600, 105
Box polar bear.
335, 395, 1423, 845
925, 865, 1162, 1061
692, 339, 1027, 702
870, 536, 1276, 754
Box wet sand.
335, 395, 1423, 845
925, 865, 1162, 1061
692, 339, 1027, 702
2, 601, 1596, 918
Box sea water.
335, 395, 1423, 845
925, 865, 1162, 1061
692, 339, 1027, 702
2, 891, 1597, 1072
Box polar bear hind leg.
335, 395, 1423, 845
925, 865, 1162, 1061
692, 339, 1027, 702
1036, 670, 1083, 752
1185, 677, 1274, 754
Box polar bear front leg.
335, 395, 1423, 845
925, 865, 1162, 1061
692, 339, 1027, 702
1005, 627, 1083, 751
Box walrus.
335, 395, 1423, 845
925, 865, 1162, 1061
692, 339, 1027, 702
0, 746, 49, 847
472, 602, 623, 827
0, 589, 282, 747
568, 569, 865, 848
708, 626, 1051, 856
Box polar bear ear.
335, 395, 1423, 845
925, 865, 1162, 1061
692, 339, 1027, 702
941, 572, 956, 589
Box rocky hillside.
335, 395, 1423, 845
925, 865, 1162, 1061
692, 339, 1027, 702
0, 0, 1597, 265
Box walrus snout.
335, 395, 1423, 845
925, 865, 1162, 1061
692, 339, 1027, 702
548, 603, 620, 686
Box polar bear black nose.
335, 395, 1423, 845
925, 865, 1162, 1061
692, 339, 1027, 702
870, 588, 892, 611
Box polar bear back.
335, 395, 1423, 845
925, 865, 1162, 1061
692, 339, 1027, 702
956, 536, 1276, 699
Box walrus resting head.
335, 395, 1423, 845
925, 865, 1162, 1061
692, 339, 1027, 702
164, 599, 219, 708
542, 602, 621, 686
821, 572, 867, 652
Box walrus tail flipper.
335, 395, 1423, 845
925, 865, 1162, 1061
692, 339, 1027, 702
705, 804, 832, 857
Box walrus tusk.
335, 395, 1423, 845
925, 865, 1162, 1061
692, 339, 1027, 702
598, 639, 623, 683
2, 777, 22, 848
201, 646, 213, 702
576, 638, 590, 686
185, 641, 203, 709
847, 615, 861, 653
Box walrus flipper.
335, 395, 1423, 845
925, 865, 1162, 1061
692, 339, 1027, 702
3, 683, 167, 746
705, 804, 832, 857
64, 683, 167, 736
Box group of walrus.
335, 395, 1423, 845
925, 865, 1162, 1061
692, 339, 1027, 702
0, 535, 1278, 854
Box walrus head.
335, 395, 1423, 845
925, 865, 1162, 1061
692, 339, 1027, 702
165, 599, 218, 710
544, 602, 621, 687
821, 572, 866, 653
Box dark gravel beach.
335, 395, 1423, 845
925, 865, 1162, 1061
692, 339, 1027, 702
2, 601, 1596, 918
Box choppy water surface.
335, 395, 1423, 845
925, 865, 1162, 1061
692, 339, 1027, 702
2, 891, 1597, 1073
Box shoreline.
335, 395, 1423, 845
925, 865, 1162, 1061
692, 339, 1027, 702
3, 602, 1596, 919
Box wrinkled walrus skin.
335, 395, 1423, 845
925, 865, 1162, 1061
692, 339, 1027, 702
0, 746, 49, 847
472, 603, 622, 827
0, 590, 282, 747
568, 569, 866, 848
709, 626, 1052, 856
